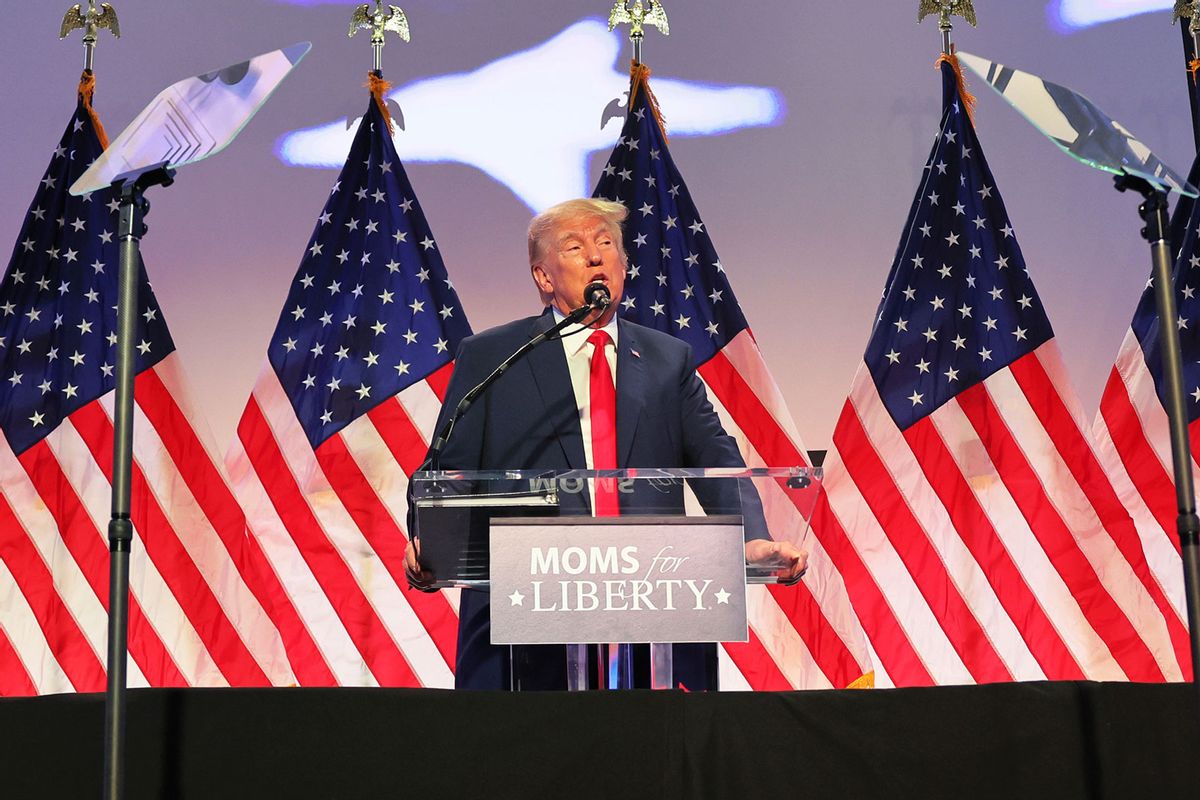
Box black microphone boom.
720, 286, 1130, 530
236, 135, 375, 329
423, 299, 602, 471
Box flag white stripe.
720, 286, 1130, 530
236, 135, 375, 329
926, 392, 1126, 680
49, 418, 217, 687
716, 647, 754, 691
226, 433, 378, 687
985, 359, 1180, 680
719, 332, 806, 448
850, 371, 1045, 681
0, 558, 74, 695
253, 370, 454, 688
704, 380, 860, 689
822, 419, 974, 684
98, 388, 295, 685
0, 437, 111, 676
1114, 331, 1179, 477
1092, 398, 1187, 620
397, 379, 444, 441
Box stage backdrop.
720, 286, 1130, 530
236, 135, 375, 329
0, 0, 1195, 451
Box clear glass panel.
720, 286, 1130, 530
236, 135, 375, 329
71, 43, 311, 195
411, 466, 821, 589
958, 51, 1198, 198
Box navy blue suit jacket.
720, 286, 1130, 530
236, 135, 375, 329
428, 309, 758, 690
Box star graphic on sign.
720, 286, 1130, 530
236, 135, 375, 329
509, 590, 525, 607
714, 588, 730, 605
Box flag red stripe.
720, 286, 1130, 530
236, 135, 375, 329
366, 397, 430, 476
902, 416, 1084, 680
763, 581, 861, 689
720, 628, 794, 691
16, 438, 188, 686
956, 383, 1164, 682
135, 370, 244, 536
425, 363, 454, 403
313, 435, 458, 671
699, 352, 864, 685
0, 492, 105, 693
812, 486, 933, 686
238, 399, 419, 686
0, 625, 38, 697
835, 401, 1012, 682
698, 352, 807, 467
236, 521, 336, 686
136, 369, 333, 684
816, 403, 932, 685
1011, 356, 1190, 678
69, 402, 269, 687
1189, 422, 1200, 481
1098, 368, 1182, 556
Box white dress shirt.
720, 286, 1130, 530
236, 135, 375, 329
551, 305, 618, 480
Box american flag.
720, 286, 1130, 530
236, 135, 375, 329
1091, 152, 1200, 682
811, 59, 1187, 686
0, 84, 292, 696
593, 68, 874, 690
225, 96, 472, 687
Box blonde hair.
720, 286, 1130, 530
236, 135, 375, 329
527, 198, 629, 266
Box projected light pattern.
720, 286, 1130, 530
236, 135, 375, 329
276, 19, 784, 211
1049, 0, 1173, 31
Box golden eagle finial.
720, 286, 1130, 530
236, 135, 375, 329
61, 2, 120, 72
608, 1, 668, 65
350, 3, 410, 43
350, 2, 410, 74
608, 1, 670, 38
918, 0, 977, 28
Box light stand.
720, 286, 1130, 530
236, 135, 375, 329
1115, 173, 1200, 708
103, 162, 174, 800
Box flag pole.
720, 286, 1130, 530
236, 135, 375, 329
1174, 2, 1200, 153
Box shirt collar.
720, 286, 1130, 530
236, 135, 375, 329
550, 306, 619, 357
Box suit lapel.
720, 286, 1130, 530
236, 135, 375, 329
524, 310, 587, 470
615, 318, 647, 467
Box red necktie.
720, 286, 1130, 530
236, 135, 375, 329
588, 329, 618, 516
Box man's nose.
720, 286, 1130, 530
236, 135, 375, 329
585, 246, 603, 265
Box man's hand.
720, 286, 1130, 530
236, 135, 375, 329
404, 538, 437, 592
744, 539, 809, 585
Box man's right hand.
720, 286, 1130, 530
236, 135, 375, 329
404, 538, 437, 592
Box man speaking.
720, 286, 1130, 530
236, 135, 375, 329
406, 198, 806, 690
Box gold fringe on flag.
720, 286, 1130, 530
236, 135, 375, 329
934, 47, 977, 125
629, 60, 668, 141
847, 671, 876, 689
1190, 57, 1200, 84
77, 70, 110, 149
366, 72, 395, 135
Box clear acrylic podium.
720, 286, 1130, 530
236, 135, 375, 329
410, 466, 821, 690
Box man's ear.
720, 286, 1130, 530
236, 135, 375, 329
531, 263, 553, 294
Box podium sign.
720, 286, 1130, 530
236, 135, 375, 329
489, 516, 748, 645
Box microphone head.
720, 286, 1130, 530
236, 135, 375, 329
584, 281, 612, 310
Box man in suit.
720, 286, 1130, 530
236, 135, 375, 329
406, 198, 806, 690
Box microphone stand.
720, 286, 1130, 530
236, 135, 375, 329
425, 296, 608, 471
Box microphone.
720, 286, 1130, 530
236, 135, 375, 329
585, 281, 612, 310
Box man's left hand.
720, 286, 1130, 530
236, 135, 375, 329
745, 539, 809, 586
